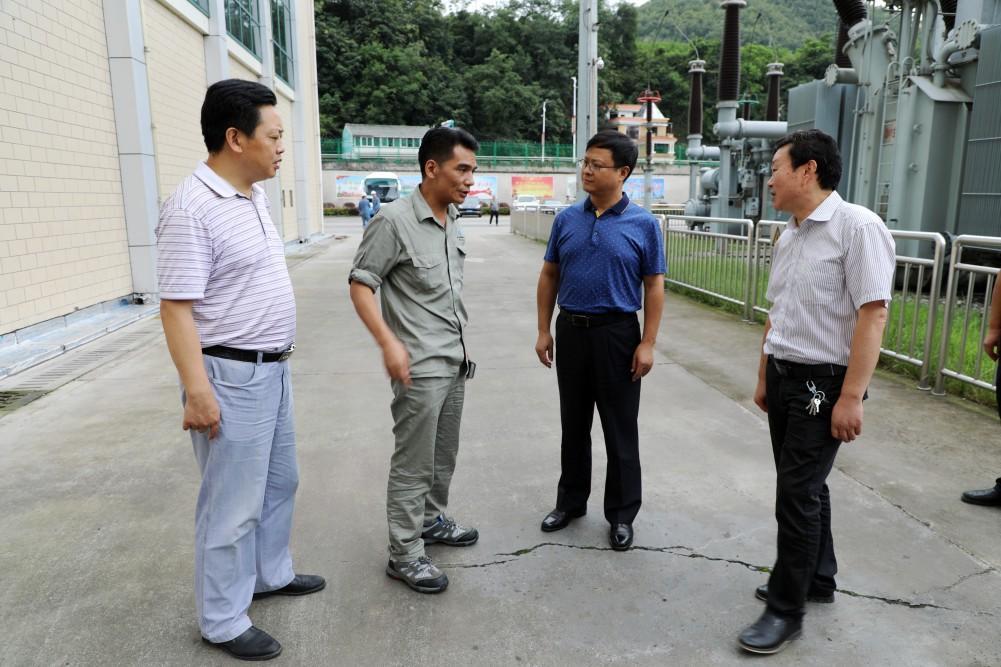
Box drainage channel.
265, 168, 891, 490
0, 320, 162, 416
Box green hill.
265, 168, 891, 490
635, 0, 841, 51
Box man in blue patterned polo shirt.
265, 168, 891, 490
534, 130, 666, 551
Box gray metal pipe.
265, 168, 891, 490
714, 118, 789, 140
687, 144, 721, 160
932, 38, 961, 85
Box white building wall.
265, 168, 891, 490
143, 0, 208, 198
0, 0, 132, 332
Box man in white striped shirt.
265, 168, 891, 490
738, 130, 895, 655
158, 80, 323, 661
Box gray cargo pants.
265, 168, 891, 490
387, 368, 466, 560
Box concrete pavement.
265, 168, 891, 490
1, 215, 999, 665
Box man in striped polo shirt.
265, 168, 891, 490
738, 130, 895, 654
157, 79, 323, 661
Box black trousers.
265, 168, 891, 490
765, 359, 842, 617
554, 312, 642, 524
489, 211, 499, 224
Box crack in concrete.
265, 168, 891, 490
836, 469, 997, 571
441, 542, 994, 615
938, 567, 997, 593
834, 589, 954, 611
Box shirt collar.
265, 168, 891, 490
194, 161, 261, 200
803, 190, 842, 224
412, 185, 456, 227
584, 192, 630, 215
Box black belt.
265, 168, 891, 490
769, 355, 846, 379
202, 344, 295, 363
559, 310, 635, 329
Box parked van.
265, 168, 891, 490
363, 172, 401, 203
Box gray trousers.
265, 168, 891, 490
387, 369, 466, 560
186, 355, 298, 642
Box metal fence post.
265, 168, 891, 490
918, 234, 945, 390
743, 221, 754, 322
932, 238, 962, 395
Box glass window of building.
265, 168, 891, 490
188, 0, 210, 15
271, 0, 294, 85
226, 0, 260, 57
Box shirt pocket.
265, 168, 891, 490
410, 253, 446, 292
798, 259, 843, 305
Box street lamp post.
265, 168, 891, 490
541, 99, 549, 162
571, 76, 577, 164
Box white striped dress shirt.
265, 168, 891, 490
156, 162, 296, 351
764, 191, 895, 366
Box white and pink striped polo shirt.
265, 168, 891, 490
156, 162, 296, 351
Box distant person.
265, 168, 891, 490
349, 127, 481, 594
488, 195, 499, 225
371, 190, 381, 215
534, 130, 665, 552
358, 193, 373, 228
738, 129, 894, 655
156, 79, 324, 662
961, 277, 1001, 507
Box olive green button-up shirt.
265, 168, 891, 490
349, 186, 468, 378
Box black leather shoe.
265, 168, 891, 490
961, 482, 1001, 506
541, 508, 585, 532
738, 610, 802, 655
609, 523, 633, 551
253, 574, 326, 599
755, 583, 834, 604
203, 626, 282, 661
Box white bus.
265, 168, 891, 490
363, 172, 401, 203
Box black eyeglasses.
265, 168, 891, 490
576, 159, 620, 172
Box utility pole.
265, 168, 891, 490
637, 88, 662, 210
576, 0, 599, 199
571, 76, 577, 165
541, 99, 549, 161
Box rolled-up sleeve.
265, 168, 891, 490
349, 217, 399, 291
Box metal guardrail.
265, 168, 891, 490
511, 212, 997, 398
667, 217, 985, 396
510, 206, 571, 242
934, 235, 1001, 395
663, 215, 755, 319
882, 231, 946, 390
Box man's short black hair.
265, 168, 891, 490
201, 79, 278, 153
418, 127, 480, 178
586, 130, 638, 179
772, 129, 842, 190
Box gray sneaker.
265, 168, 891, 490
422, 514, 479, 546
385, 555, 449, 594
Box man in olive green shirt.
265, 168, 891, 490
349, 127, 480, 594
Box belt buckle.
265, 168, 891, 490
278, 343, 295, 361
571, 314, 590, 328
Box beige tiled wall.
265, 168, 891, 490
0, 0, 324, 336
228, 57, 259, 84
144, 0, 207, 199
0, 0, 132, 333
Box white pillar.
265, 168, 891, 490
291, 2, 319, 242
204, 0, 229, 83
103, 0, 159, 301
